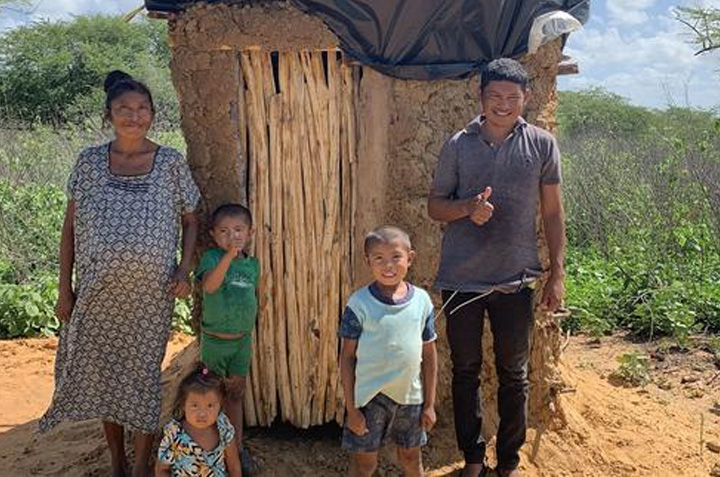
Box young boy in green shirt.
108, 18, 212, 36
196, 203, 259, 469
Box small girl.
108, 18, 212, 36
156, 364, 242, 476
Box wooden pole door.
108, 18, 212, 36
238, 50, 357, 428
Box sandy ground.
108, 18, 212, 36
1, 333, 719, 476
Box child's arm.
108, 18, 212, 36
420, 340, 438, 431
340, 338, 368, 436
155, 422, 178, 477
202, 248, 239, 294
224, 437, 242, 477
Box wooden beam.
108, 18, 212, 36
558, 56, 579, 76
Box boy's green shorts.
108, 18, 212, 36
200, 332, 253, 377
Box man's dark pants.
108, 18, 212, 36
442, 288, 534, 471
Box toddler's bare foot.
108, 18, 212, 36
110, 461, 128, 477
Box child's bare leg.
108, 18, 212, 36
102, 421, 127, 477
349, 452, 378, 477
396, 447, 423, 477
131, 431, 154, 477
225, 376, 246, 450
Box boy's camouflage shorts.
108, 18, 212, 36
342, 393, 427, 453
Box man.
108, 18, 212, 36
427, 58, 565, 477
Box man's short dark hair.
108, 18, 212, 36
363, 225, 412, 256
480, 58, 529, 91
210, 203, 253, 228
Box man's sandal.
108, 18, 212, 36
496, 468, 521, 477
461, 464, 489, 477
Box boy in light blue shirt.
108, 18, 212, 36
339, 225, 438, 477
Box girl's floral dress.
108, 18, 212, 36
157, 411, 235, 476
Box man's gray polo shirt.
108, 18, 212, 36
431, 115, 561, 292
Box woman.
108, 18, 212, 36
40, 70, 200, 477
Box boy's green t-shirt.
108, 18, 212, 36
196, 248, 259, 334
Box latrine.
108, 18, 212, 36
156, 0, 586, 433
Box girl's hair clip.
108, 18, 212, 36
202, 367, 209, 376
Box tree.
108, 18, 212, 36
0, 15, 176, 126
675, 7, 720, 56
557, 88, 654, 139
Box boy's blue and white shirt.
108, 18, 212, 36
339, 283, 437, 408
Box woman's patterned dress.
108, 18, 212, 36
39, 143, 200, 433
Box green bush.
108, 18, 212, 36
0, 16, 177, 127
560, 91, 720, 340
0, 180, 65, 283
0, 276, 59, 338
0, 124, 97, 187
611, 352, 651, 387
558, 88, 654, 139
0, 276, 195, 338
173, 298, 194, 335
563, 249, 623, 336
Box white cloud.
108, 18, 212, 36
565, 26, 699, 72
0, 0, 141, 32
560, 0, 720, 109
560, 66, 717, 109
606, 0, 659, 25
29, 0, 140, 21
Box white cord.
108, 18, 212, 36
448, 289, 495, 316
433, 289, 459, 320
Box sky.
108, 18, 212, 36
1, 0, 719, 110
559, 0, 720, 110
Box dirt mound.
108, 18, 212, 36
1, 334, 718, 476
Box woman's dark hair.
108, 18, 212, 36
172, 362, 226, 420
103, 69, 155, 113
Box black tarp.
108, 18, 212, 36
145, 0, 589, 80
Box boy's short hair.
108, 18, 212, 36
364, 225, 412, 256
480, 58, 529, 91
210, 203, 253, 228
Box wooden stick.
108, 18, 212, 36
700, 413, 705, 456
259, 52, 281, 424
234, 51, 249, 206
257, 50, 272, 426
260, 79, 282, 425
269, 67, 291, 425
247, 49, 274, 425
271, 53, 293, 424
291, 51, 315, 427
321, 50, 338, 423
280, 51, 304, 426
240, 50, 262, 425
328, 59, 355, 422
297, 68, 324, 426
299, 52, 326, 425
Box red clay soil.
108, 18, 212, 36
1, 333, 718, 476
